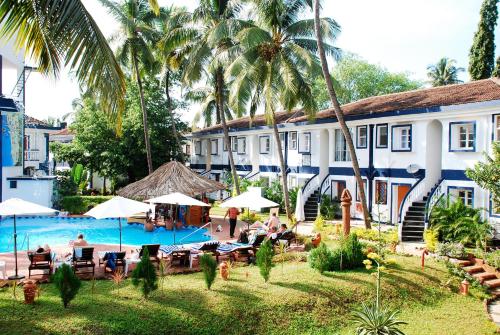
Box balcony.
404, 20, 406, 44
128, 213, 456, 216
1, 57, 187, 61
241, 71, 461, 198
24, 150, 40, 161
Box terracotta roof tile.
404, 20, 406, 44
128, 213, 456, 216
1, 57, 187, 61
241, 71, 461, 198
24, 115, 50, 127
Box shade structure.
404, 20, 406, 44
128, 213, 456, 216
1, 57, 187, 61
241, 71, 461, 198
0, 198, 57, 280
84, 196, 150, 251
294, 188, 305, 223
117, 161, 226, 200
146, 192, 210, 207
219, 191, 278, 209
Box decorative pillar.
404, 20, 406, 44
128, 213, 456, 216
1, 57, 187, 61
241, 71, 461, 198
341, 189, 352, 236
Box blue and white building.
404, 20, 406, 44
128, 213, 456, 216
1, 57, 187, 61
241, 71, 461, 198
188, 79, 500, 241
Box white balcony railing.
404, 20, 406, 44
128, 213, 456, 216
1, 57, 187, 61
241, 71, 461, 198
24, 150, 40, 161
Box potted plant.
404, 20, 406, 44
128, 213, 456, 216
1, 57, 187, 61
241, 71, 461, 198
23, 279, 37, 304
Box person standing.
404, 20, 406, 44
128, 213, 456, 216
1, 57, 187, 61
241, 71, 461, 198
224, 207, 240, 238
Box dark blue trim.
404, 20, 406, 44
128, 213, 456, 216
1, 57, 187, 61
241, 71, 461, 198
25, 124, 62, 130
298, 132, 311, 154
259, 135, 270, 154
356, 125, 368, 149
283, 132, 288, 168
288, 165, 319, 174
329, 167, 424, 179
210, 139, 218, 155
190, 163, 207, 170
391, 124, 412, 152
259, 165, 279, 173
489, 195, 499, 218
367, 125, 375, 212
0, 97, 19, 112
355, 178, 368, 202
210, 164, 252, 171
448, 121, 476, 152
6, 176, 55, 180
390, 182, 412, 225
289, 131, 297, 150
302, 173, 319, 195
424, 178, 444, 224
376, 124, 389, 148
493, 114, 499, 141
447, 185, 475, 207
441, 169, 471, 181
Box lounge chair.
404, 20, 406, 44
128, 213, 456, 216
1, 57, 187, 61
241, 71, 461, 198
160, 245, 191, 267
271, 230, 295, 247
28, 251, 54, 278
72, 247, 95, 277
98, 251, 126, 273
138, 244, 161, 267
230, 234, 266, 263
194, 241, 220, 262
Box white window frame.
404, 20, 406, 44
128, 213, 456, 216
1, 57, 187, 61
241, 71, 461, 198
194, 140, 202, 155
356, 125, 367, 149
260, 136, 271, 154
302, 154, 311, 166
237, 137, 246, 154
289, 131, 298, 150
334, 129, 351, 162
279, 133, 286, 151
210, 139, 218, 155
449, 186, 474, 207
376, 124, 388, 148
231, 136, 238, 152
298, 132, 311, 154
449, 121, 476, 152
391, 125, 412, 152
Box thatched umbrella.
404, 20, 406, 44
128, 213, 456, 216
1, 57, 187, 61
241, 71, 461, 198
117, 161, 226, 200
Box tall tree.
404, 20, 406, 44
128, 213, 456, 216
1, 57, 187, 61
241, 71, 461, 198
469, 0, 499, 80
183, 0, 244, 195
0, 0, 159, 123
313, 0, 371, 228
226, 0, 339, 219
185, 84, 233, 128
493, 56, 500, 77
100, 0, 157, 174
427, 58, 464, 87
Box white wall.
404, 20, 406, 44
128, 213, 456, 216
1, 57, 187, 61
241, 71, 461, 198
3, 178, 54, 207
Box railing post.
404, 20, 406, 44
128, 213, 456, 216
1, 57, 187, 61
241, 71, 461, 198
341, 189, 352, 236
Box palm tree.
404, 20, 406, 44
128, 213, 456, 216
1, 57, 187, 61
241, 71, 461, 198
0, 0, 158, 123
313, 0, 371, 228
183, 0, 244, 195
427, 58, 464, 87
154, 6, 197, 162
100, 0, 158, 174
225, 0, 340, 219
185, 83, 234, 128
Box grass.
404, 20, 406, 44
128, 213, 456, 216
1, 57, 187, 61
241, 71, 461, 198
0, 255, 496, 335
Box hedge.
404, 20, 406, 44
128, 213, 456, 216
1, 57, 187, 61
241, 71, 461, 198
61, 196, 113, 214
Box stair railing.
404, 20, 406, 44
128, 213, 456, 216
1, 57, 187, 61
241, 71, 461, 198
424, 178, 445, 230
317, 175, 331, 205
301, 174, 320, 206
244, 171, 260, 182
397, 176, 425, 239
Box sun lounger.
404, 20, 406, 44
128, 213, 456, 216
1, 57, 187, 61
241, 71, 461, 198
271, 230, 295, 247
225, 234, 266, 263
72, 247, 95, 277
191, 241, 220, 262
98, 251, 126, 273
138, 244, 160, 267
28, 251, 54, 278
160, 245, 191, 267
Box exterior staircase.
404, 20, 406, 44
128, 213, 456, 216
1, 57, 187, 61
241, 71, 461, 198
401, 193, 429, 242
304, 189, 320, 222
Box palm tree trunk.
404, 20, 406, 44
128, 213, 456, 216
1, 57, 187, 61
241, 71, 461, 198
133, 53, 153, 174
271, 116, 291, 220
216, 68, 240, 195
313, 0, 371, 229
165, 71, 184, 163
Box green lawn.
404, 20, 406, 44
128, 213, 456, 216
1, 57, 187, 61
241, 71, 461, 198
0, 254, 496, 335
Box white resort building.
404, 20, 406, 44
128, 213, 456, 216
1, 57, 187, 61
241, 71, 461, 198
188, 79, 500, 242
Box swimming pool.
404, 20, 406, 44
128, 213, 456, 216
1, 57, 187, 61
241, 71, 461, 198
0, 216, 211, 253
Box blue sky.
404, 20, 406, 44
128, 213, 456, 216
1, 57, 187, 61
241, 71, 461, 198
25, 0, 500, 122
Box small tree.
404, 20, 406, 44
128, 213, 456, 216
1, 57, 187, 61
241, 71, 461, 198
52, 263, 82, 308
132, 248, 158, 298
256, 240, 274, 282
199, 253, 217, 290
308, 242, 333, 274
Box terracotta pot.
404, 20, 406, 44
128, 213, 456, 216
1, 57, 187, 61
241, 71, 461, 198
144, 222, 155, 232
220, 261, 229, 281
23, 280, 37, 304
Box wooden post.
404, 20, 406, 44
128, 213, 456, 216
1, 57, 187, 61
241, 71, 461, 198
341, 189, 352, 236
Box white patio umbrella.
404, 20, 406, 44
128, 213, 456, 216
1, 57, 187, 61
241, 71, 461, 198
0, 198, 57, 280
220, 191, 279, 230
295, 188, 305, 223
85, 196, 150, 251
146, 192, 210, 244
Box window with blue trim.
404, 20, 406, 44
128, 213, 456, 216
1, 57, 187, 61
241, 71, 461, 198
302, 154, 311, 166
376, 124, 388, 148
9, 180, 17, 189
210, 139, 218, 155
449, 187, 474, 207
298, 132, 311, 153
392, 125, 412, 151
289, 132, 297, 150
194, 140, 202, 155
356, 126, 367, 148
334, 129, 351, 161
449, 122, 475, 151
259, 136, 271, 153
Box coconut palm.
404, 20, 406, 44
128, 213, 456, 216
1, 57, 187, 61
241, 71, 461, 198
0, 0, 158, 122
313, 0, 371, 228
225, 0, 340, 219
154, 6, 198, 162
182, 0, 245, 195
427, 58, 464, 87
99, 0, 158, 174
185, 84, 234, 128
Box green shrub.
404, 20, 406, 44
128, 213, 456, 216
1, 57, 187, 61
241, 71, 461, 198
239, 210, 262, 224
313, 215, 326, 232
132, 248, 158, 298
424, 229, 439, 252
52, 263, 81, 308
199, 253, 217, 290
61, 195, 113, 214
352, 303, 407, 335
320, 195, 340, 220
308, 243, 334, 273
256, 240, 274, 282
331, 233, 365, 271
485, 250, 500, 269
436, 242, 466, 259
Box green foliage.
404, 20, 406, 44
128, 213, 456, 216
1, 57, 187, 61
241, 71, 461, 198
424, 229, 439, 252
331, 234, 365, 271
256, 240, 274, 282
52, 171, 78, 210
71, 163, 88, 194
469, 0, 499, 80
312, 54, 422, 108
435, 242, 466, 259
52, 263, 82, 308
427, 57, 464, 87
485, 250, 500, 269
320, 195, 340, 220
132, 248, 158, 298
493, 56, 500, 77
239, 210, 262, 224
430, 196, 491, 248
308, 242, 334, 274
313, 215, 326, 232
264, 179, 285, 212
351, 303, 407, 335
61, 196, 113, 214
445, 261, 489, 295
199, 253, 217, 290
466, 141, 500, 213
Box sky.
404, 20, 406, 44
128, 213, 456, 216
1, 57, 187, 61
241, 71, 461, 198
23, 0, 500, 123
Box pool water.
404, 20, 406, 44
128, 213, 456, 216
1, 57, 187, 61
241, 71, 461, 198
0, 216, 211, 253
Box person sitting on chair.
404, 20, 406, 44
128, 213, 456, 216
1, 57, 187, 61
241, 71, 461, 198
278, 223, 287, 234
73, 233, 88, 247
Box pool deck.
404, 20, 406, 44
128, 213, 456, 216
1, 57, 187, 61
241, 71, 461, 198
0, 217, 292, 282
